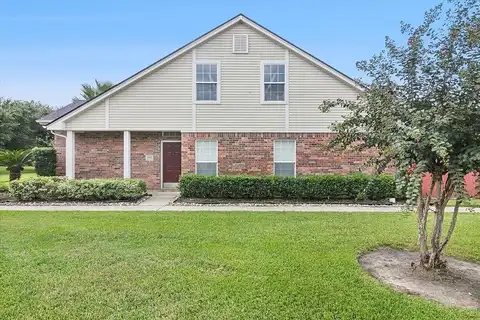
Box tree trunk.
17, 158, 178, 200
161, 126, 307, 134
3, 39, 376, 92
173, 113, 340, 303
9, 167, 22, 181
440, 199, 461, 252
427, 175, 444, 269
418, 177, 434, 266
417, 173, 461, 270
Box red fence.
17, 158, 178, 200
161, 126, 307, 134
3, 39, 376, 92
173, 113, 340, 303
422, 173, 478, 197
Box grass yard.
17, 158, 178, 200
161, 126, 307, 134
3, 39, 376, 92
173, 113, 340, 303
1, 211, 480, 319
0, 166, 37, 182
448, 198, 480, 208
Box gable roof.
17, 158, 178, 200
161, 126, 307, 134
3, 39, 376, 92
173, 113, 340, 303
37, 99, 86, 125
46, 13, 363, 128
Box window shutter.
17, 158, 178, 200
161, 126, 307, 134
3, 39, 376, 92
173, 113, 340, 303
233, 34, 248, 53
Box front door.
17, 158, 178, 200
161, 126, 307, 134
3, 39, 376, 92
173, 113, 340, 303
162, 142, 181, 185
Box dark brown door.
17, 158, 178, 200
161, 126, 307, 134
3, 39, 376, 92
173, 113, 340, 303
162, 142, 181, 183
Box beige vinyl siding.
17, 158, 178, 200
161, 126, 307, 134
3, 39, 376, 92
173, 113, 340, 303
107, 51, 193, 131
65, 102, 106, 130
63, 21, 360, 133
289, 52, 359, 132
195, 22, 286, 132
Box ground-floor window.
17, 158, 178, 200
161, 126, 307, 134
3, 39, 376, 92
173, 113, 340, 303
274, 140, 296, 176
195, 140, 218, 175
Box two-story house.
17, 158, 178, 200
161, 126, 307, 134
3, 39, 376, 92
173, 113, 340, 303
38, 14, 369, 189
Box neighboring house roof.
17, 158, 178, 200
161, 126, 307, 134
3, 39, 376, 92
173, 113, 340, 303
37, 100, 86, 125
45, 13, 363, 128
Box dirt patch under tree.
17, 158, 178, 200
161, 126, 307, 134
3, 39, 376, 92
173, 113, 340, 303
359, 247, 480, 309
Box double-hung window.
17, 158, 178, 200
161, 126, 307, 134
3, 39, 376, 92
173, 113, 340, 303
262, 62, 286, 103
274, 140, 296, 176
196, 63, 219, 102
195, 140, 218, 175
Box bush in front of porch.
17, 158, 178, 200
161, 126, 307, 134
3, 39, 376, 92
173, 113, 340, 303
10, 177, 147, 201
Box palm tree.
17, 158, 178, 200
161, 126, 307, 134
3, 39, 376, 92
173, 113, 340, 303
0, 149, 32, 181
75, 79, 114, 101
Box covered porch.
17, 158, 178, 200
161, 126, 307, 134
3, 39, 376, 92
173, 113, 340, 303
63, 131, 181, 189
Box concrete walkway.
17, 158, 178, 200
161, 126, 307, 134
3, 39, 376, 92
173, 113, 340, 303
0, 190, 476, 212
0, 190, 477, 212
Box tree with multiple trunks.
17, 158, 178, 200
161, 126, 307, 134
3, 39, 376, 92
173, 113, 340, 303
322, 0, 480, 269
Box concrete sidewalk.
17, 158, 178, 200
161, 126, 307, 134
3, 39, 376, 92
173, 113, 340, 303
0, 190, 476, 212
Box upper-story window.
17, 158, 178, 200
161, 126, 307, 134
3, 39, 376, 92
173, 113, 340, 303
262, 62, 286, 103
196, 63, 219, 102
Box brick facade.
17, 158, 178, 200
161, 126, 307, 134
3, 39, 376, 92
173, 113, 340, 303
53, 132, 66, 175
54, 131, 180, 189
54, 131, 374, 189
130, 132, 181, 189
182, 132, 374, 176
75, 132, 124, 179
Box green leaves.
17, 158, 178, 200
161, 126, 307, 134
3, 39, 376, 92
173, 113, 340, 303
32, 147, 57, 176
321, 0, 480, 204
75, 79, 114, 101
0, 149, 32, 170
0, 98, 52, 150
10, 178, 147, 201
179, 174, 397, 201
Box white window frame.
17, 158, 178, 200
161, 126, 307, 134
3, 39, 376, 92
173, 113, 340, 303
260, 61, 287, 105
273, 140, 296, 176
195, 140, 218, 176
232, 34, 249, 53
194, 61, 221, 104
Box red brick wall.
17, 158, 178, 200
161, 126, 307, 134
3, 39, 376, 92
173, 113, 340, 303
57, 131, 375, 189
53, 131, 66, 176
75, 132, 124, 179
182, 132, 375, 175
70, 131, 180, 189
131, 132, 180, 188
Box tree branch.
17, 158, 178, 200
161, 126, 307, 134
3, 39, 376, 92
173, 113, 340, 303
439, 199, 462, 252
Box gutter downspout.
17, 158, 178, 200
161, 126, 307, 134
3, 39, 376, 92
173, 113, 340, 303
52, 130, 67, 139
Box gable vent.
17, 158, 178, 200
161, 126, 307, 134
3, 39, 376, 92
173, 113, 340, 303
233, 34, 248, 53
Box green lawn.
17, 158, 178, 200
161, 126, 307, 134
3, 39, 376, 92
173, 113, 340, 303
0, 166, 37, 182
1, 211, 480, 319
448, 198, 480, 208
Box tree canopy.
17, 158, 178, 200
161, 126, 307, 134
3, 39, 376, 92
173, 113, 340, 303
0, 98, 52, 150
75, 79, 114, 101
322, 0, 479, 269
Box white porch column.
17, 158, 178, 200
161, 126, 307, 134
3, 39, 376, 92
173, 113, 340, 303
123, 131, 131, 178
66, 131, 75, 178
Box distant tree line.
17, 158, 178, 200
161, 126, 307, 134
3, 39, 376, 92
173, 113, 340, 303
0, 98, 52, 150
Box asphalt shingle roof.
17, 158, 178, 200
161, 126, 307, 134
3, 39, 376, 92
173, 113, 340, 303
38, 100, 86, 122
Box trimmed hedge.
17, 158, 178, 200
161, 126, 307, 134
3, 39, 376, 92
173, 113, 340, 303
32, 147, 57, 176
0, 182, 9, 193
10, 177, 147, 201
179, 174, 396, 201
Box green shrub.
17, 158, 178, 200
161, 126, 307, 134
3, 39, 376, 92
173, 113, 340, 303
10, 177, 147, 201
32, 147, 57, 176
179, 174, 397, 200
0, 182, 9, 193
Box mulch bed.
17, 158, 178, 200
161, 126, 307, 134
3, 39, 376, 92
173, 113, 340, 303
359, 247, 480, 309
174, 197, 400, 206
